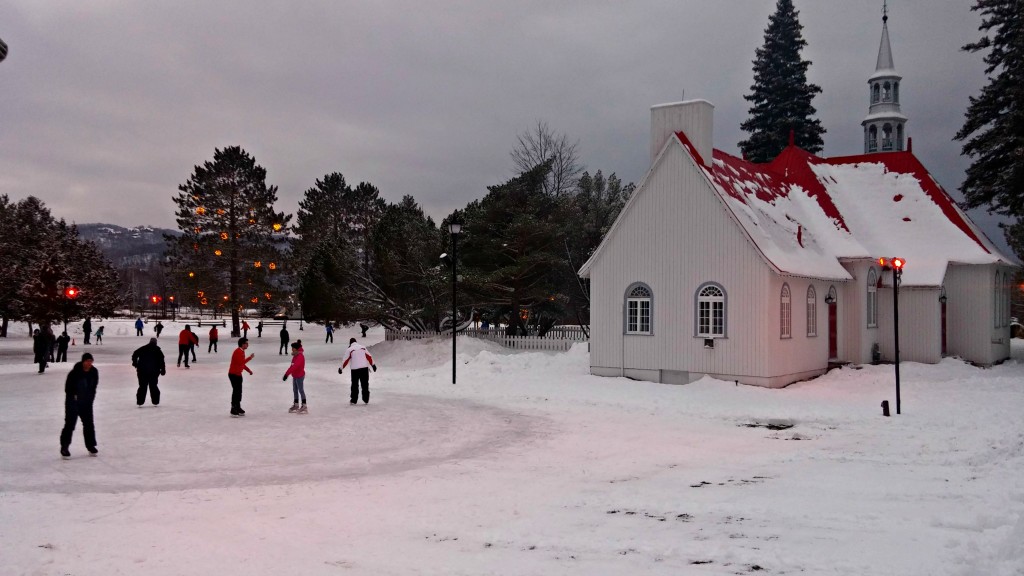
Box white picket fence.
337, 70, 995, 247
385, 327, 587, 352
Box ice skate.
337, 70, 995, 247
298, 404, 308, 414
288, 403, 299, 413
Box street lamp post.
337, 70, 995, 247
879, 257, 906, 414
63, 286, 79, 333
449, 220, 462, 384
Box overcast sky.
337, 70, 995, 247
0, 0, 1009, 252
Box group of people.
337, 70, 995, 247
57, 321, 379, 459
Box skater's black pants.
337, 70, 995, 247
136, 328, 143, 336
37, 357, 47, 373
177, 344, 190, 367
60, 397, 96, 450
189, 344, 197, 362
325, 333, 333, 343
56, 348, 68, 362
208, 340, 218, 353
350, 367, 370, 403
279, 340, 288, 355
137, 372, 160, 405
229, 373, 243, 411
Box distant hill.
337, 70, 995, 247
76, 223, 180, 268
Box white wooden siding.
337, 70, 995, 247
943, 263, 1010, 365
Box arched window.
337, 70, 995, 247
624, 283, 652, 335
882, 124, 893, 151
872, 83, 880, 103
780, 283, 792, 339
868, 125, 878, 152
883, 82, 892, 102
893, 82, 900, 103
867, 268, 878, 328
896, 124, 904, 151
695, 283, 726, 338
807, 285, 817, 337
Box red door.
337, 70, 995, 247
828, 303, 838, 359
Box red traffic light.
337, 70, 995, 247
64, 287, 79, 299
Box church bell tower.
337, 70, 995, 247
862, 2, 908, 153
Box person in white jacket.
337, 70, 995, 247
339, 338, 376, 404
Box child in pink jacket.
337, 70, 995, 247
282, 341, 307, 414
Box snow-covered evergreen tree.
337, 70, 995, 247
954, 0, 1024, 259
739, 0, 825, 163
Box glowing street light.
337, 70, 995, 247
878, 257, 906, 415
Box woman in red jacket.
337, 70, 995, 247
282, 342, 307, 413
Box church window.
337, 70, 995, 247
867, 268, 878, 328
872, 83, 880, 104
868, 125, 878, 152
896, 125, 904, 151
882, 124, 893, 151
893, 81, 900, 103
695, 283, 726, 338
883, 82, 892, 102
780, 283, 792, 339
807, 286, 817, 337
625, 283, 652, 335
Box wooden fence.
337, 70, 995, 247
385, 326, 587, 353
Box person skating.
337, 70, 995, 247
325, 323, 334, 344
94, 326, 104, 345
154, 321, 164, 338
188, 327, 199, 364
228, 338, 254, 417
208, 325, 219, 353
55, 331, 70, 362
283, 341, 307, 413
360, 323, 369, 338
340, 337, 376, 405
256, 321, 263, 338
132, 337, 165, 406
241, 320, 250, 339
82, 317, 92, 345
177, 325, 194, 368
33, 328, 49, 374
60, 352, 99, 459
134, 317, 144, 336
279, 325, 290, 355
46, 326, 57, 362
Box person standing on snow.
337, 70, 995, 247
340, 337, 376, 405
132, 337, 166, 406
82, 317, 92, 345
325, 322, 334, 344
228, 338, 254, 417
256, 320, 264, 338
94, 325, 104, 345
188, 327, 199, 364
241, 320, 250, 339
154, 321, 164, 338
33, 328, 49, 373
208, 325, 219, 353
279, 325, 290, 355
55, 331, 71, 363
283, 341, 307, 413
135, 317, 144, 336
177, 325, 193, 368
60, 352, 99, 459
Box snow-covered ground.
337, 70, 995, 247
2, 319, 1022, 575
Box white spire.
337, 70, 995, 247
875, 1, 895, 72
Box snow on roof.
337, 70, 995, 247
681, 134, 1014, 285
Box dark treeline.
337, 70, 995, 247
0, 195, 122, 337
163, 125, 633, 335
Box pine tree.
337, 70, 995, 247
292, 172, 351, 271
168, 147, 291, 336
739, 0, 826, 163
955, 0, 1024, 259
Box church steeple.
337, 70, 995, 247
862, 1, 908, 153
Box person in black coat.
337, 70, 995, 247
279, 326, 290, 355
132, 337, 166, 406
32, 329, 49, 373
82, 317, 92, 345
60, 353, 99, 458
55, 331, 71, 362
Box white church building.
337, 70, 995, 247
579, 12, 1016, 387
